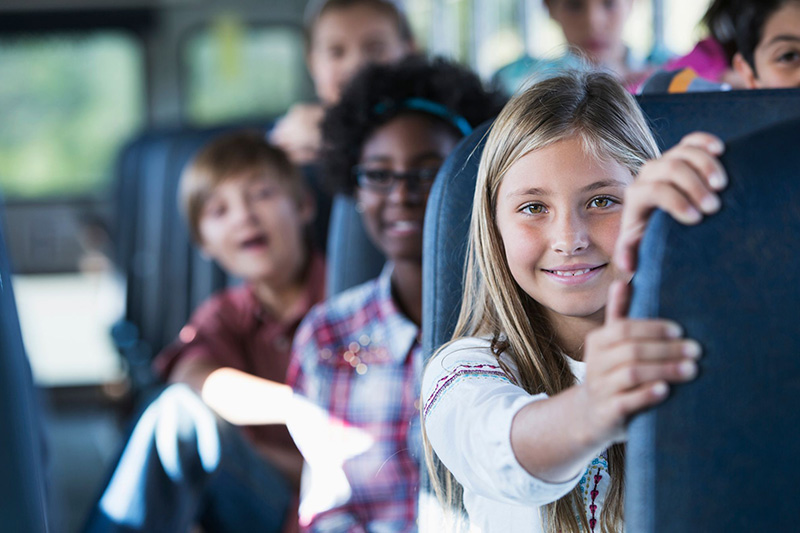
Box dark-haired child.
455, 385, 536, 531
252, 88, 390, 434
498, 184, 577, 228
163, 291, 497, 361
85, 131, 324, 533
641, 0, 800, 94
732, 0, 800, 89
660, 0, 746, 87
493, 0, 654, 95
270, 0, 414, 165
286, 55, 504, 531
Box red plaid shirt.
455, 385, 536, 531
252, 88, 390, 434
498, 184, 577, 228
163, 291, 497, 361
287, 265, 422, 532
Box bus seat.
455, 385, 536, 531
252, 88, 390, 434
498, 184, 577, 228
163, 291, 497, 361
113, 126, 230, 393
325, 194, 383, 297
421, 121, 492, 359
0, 204, 49, 532
638, 88, 800, 150
626, 118, 800, 531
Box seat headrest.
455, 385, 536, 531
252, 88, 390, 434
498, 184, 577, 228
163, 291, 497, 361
421, 121, 492, 359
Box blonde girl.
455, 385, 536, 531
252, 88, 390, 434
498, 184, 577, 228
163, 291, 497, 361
422, 70, 726, 532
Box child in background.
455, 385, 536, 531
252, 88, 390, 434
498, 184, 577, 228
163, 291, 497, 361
85, 131, 324, 533
732, 0, 800, 89
492, 0, 653, 95
422, 71, 727, 532
287, 56, 503, 531
660, 0, 745, 87
270, 0, 415, 165
639, 0, 746, 94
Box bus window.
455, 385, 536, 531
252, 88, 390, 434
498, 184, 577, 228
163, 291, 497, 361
474, 0, 526, 78
663, 0, 710, 55
183, 17, 311, 125
0, 32, 144, 199
0, 30, 142, 391
408, 0, 472, 64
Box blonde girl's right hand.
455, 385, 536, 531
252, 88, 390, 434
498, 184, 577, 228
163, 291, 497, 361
579, 281, 701, 445
615, 132, 727, 274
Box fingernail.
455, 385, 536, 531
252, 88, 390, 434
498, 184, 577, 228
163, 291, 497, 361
682, 340, 702, 359
685, 207, 702, 223
666, 323, 683, 338
679, 360, 698, 379
652, 382, 669, 397
709, 171, 727, 190
701, 194, 721, 213
710, 139, 725, 154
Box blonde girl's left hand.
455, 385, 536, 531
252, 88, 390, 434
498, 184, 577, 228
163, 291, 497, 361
614, 132, 727, 274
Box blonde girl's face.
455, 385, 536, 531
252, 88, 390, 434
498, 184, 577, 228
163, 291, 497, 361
494, 136, 633, 325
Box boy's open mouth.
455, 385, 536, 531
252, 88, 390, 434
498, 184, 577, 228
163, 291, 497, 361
240, 235, 268, 249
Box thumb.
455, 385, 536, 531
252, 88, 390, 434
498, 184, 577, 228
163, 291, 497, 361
605, 280, 632, 325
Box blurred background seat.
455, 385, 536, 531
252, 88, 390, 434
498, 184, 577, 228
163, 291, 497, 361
0, 202, 50, 533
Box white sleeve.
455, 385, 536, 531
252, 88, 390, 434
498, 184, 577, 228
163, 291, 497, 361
422, 338, 582, 506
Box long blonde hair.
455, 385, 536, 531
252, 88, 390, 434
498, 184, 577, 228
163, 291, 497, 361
423, 70, 660, 533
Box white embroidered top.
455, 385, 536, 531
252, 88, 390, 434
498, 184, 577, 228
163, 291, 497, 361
422, 336, 611, 533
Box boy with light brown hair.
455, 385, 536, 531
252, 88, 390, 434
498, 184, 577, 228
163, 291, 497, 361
86, 130, 324, 533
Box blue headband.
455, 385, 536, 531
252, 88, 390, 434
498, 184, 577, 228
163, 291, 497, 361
373, 97, 474, 137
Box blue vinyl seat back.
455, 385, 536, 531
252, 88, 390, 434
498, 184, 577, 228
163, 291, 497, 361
421, 121, 492, 359
638, 88, 800, 150
112, 123, 333, 392
0, 204, 49, 532
325, 194, 383, 297
626, 117, 800, 531
113, 127, 231, 391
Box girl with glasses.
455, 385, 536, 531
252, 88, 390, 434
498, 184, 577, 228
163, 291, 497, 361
285, 55, 503, 531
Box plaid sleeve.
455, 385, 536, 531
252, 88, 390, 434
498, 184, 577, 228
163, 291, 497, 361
286, 309, 319, 395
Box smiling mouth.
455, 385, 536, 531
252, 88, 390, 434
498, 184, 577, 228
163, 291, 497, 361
240, 235, 268, 249
387, 220, 422, 231
543, 265, 605, 277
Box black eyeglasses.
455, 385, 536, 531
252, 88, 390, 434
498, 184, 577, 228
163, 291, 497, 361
353, 166, 440, 193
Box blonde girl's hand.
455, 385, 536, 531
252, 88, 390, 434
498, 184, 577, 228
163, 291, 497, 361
579, 281, 701, 445
615, 132, 727, 274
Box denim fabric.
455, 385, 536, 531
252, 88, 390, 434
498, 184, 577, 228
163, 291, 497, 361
83, 385, 292, 533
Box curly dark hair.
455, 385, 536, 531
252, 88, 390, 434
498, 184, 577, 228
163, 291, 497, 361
321, 55, 506, 195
